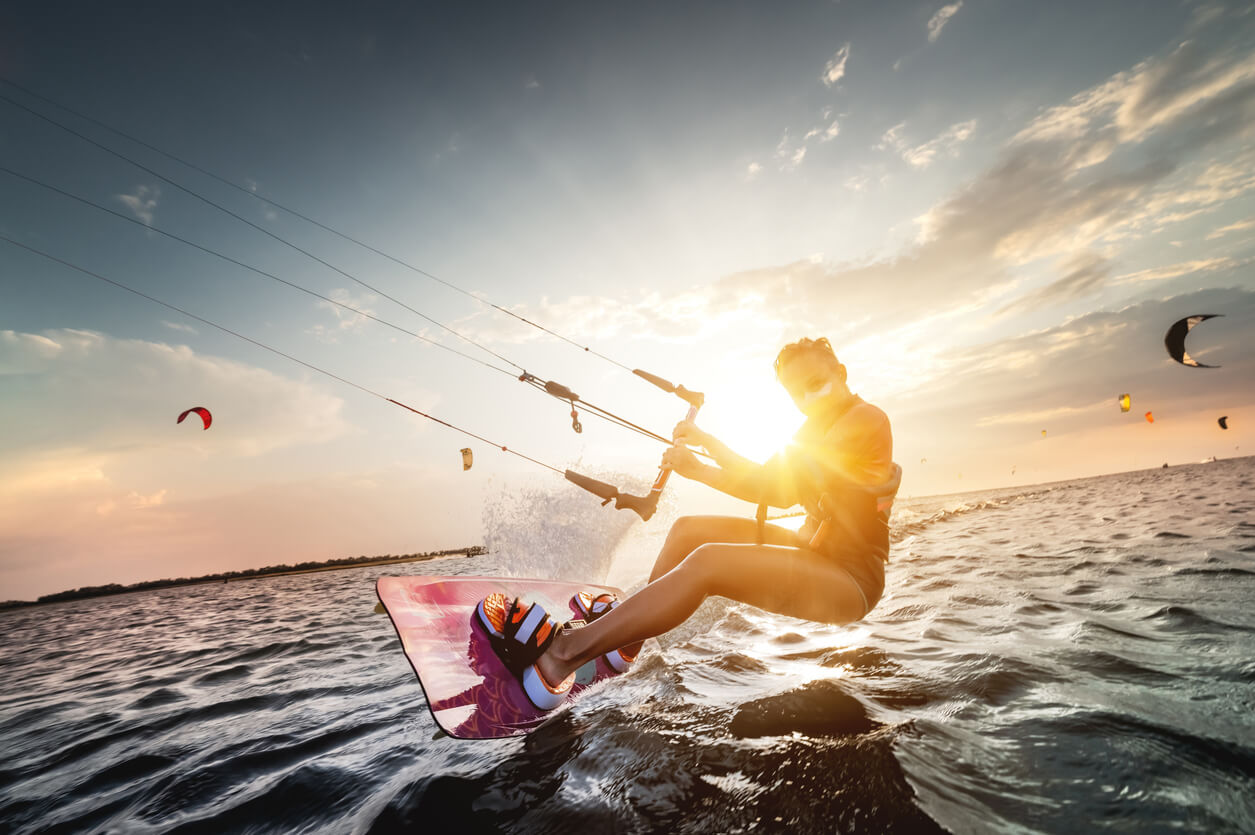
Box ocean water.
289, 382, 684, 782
1, 458, 1253, 833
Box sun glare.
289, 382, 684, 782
703, 377, 804, 463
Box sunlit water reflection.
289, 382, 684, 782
2, 458, 1253, 832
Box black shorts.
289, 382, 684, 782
829, 546, 886, 618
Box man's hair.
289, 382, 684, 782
774, 337, 839, 377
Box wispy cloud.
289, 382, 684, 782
1012, 38, 1255, 172
878, 119, 976, 169
1206, 217, 1255, 239
919, 287, 1254, 425
697, 23, 1255, 338
459, 16, 1255, 423
161, 320, 198, 335
773, 110, 841, 173
804, 115, 841, 142
995, 252, 1113, 317
774, 131, 809, 171
116, 184, 160, 226
822, 43, 851, 86
927, 2, 964, 43
1109, 256, 1237, 285
311, 288, 379, 340
975, 400, 1104, 428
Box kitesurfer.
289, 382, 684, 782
477, 337, 901, 709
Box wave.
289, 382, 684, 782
729, 679, 880, 738
3, 459, 1254, 833
890, 488, 1052, 543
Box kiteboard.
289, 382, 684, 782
376, 575, 629, 739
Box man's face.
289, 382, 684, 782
779, 352, 845, 415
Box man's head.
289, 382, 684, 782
774, 337, 851, 416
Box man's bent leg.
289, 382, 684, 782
541, 542, 867, 682
648, 515, 802, 581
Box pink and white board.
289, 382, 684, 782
376, 575, 628, 739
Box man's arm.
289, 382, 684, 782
700, 434, 757, 473
668, 419, 807, 507
688, 454, 802, 508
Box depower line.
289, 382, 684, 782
0, 78, 709, 518
0, 76, 635, 373
0, 80, 701, 445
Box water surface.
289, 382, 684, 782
2, 458, 1253, 832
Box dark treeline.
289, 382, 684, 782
0, 546, 488, 610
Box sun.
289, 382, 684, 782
700, 376, 804, 464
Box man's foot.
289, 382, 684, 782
571, 591, 643, 673
476, 593, 575, 710
534, 626, 584, 688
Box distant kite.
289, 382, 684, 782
1041, 429, 1047, 438
1118, 393, 1131, 412
460, 447, 473, 471
1164, 314, 1222, 368
920, 457, 927, 464
1218, 416, 1229, 430
177, 406, 212, 430
1144, 411, 1155, 424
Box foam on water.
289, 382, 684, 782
1, 458, 1253, 833
481, 467, 680, 590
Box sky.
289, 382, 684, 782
1, 1, 1253, 600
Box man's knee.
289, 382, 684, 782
676, 543, 723, 585
664, 515, 706, 551
667, 515, 702, 538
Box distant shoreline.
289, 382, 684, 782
0, 546, 486, 611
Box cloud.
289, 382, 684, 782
116, 184, 160, 226
844, 174, 872, 192
311, 288, 379, 340
1206, 217, 1255, 239
1110, 256, 1238, 285
451, 17, 1255, 434
0, 465, 482, 600
804, 116, 841, 142
0, 328, 350, 461
822, 43, 851, 87
775, 110, 841, 172
995, 252, 1113, 317
876, 122, 906, 152
680, 22, 1255, 344
1011, 38, 1255, 172
774, 131, 809, 171
0, 328, 373, 597
745, 161, 763, 180
974, 400, 1105, 428
878, 119, 977, 169
909, 287, 1254, 428
162, 320, 198, 335
986, 150, 1255, 266
927, 2, 964, 43
97, 489, 167, 517
444, 278, 791, 351
1189, 3, 1228, 31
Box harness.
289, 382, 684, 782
805, 463, 902, 559
754, 399, 901, 561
